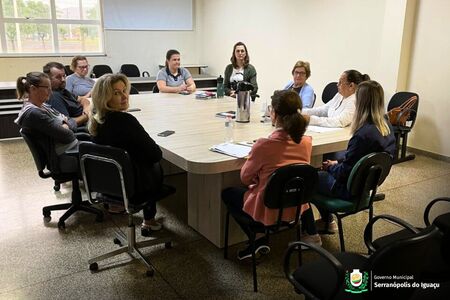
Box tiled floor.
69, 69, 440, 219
0, 139, 449, 299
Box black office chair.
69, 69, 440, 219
152, 84, 159, 93
311, 152, 392, 252
387, 92, 419, 164
367, 198, 450, 282
129, 86, 139, 95
284, 214, 443, 300
321, 82, 338, 104
79, 142, 175, 276
21, 129, 103, 229
90, 64, 113, 78
64, 65, 74, 76
119, 64, 150, 77
223, 163, 318, 292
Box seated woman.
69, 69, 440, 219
156, 49, 196, 94
224, 42, 258, 101
14, 72, 78, 172
66, 55, 95, 98
313, 80, 396, 232
303, 70, 370, 127
221, 90, 320, 260
283, 60, 315, 108
89, 74, 163, 235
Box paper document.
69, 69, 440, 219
210, 143, 252, 158
307, 125, 343, 133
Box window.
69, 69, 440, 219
0, 0, 103, 55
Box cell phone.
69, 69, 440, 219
127, 108, 141, 112
157, 130, 175, 137
179, 91, 190, 95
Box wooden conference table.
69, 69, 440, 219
129, 93, 351, 247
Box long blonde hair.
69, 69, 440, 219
351, 80, 390, 136
88, 73, 130, 136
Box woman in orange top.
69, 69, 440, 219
222, 89, 317, 260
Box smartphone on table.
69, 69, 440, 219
157, 130, 175, 137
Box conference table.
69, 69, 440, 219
129, 93, 351, 247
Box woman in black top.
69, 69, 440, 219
89, 74, 163, 236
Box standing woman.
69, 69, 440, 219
303, 70, 370, 127
156, 49, 196, 94
89, 74, 164, 235
221, 90, 319, 260
313, 80, 396, 231
283, 60, 315, 108
14, 72, 78, 171
224, 42, 258, 100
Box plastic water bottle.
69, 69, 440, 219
224, 116, 234, 143
217, 75, 224, 98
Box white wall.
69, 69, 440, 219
198, 0, 386, 106
407, 0, 450, 156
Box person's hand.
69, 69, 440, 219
322, 159, 338, 171
78, 96, 90, 107
186, 84, 195, 93
178, 83, 187, 93
230, 90, 236, 98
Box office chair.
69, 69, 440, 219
387, 92, 419, 164
119, 64, 150, 77
90, 64, 113, 78
129, 85, 139, 95
223, 163, 318, 292
311, 152, 392, 252
21, 129, 103, 229
64, 65, 74, 76
79, 142, 175, 276
284, 214, 443, 300
367, 197, 450, 282
152, 84, 159, 93
321, 82, 338, 104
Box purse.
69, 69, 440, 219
387, 95, 418, 126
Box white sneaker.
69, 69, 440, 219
315, 218, 338, 233
300, 233, 322, 250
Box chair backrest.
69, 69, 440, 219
64, 65, 74, 76
152, 84, 159, 93
264, 164, 318, 227
91, 65, 113, 78
79, 142, 135, 202
347, 152, 392, 211
129, 85, 140, 94
119, 64, 140, 77
20, 129, 60, 176
321, 82, 338, 104
369, 225, 441, 299
387, 91, 419, 128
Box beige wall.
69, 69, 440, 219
1, 0, 448, 157
407, 0, 450, 157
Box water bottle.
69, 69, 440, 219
217, 75, 224, 98
224, 116, 234, 143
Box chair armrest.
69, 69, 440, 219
75, 132, 92, 141
142, 71, 150, 77
283, 241, 345, 299
364, 214, 419, 252
424, 197, 450, 226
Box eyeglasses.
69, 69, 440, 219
35, 85, 50, 89
77, 65, 90, 69
293, 71, 307, 76
337, 81, 350, 86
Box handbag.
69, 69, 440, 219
387, 95, 418, 126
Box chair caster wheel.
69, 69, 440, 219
53, 185, 60, 191
89, 262, 98, 271
43, 216, 51, 223
58, 221, 65, 229
165, 241, 172, 249
43, 209, 51, 218
113, 238, 122, 246
146, 269, 154, 277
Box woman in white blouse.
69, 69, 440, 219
303, 70, 370, 127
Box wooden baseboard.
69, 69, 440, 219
408, 147, 450, 163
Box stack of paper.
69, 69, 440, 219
210, 142, 252, 158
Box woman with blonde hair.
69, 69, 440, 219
313, 80, 396, 232
89, 74, 163, 236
